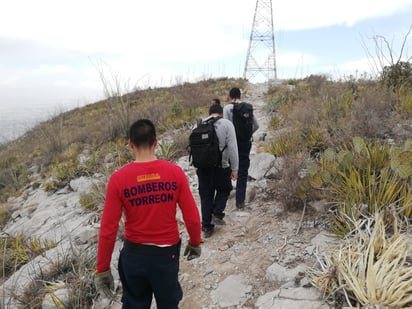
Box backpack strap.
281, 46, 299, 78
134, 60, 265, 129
211, 116, 227, 153
205, 116, 227, 154
204, 115, 221, 124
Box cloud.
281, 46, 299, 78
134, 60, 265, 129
52, 80, 70, 87
1, 0, 411, 90
0, 1, 250, 61
0, 0, 410, 93
32, 65, 72, 75
3, 0, 411, 61
268, 49, 319, 79
0, 75, 19, 86
273, 0, 412, 30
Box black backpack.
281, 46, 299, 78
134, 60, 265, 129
188, 117, 224, 168
232, 102, 254, 142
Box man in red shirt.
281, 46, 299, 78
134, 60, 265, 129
94, 119, 201, 309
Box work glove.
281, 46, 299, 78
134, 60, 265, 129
183, 243, 201, 260
94, 269, 114, 299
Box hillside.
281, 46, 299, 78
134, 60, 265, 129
176, 82, 331, 309
0, 81, 332, 309
1, 76, 412, 308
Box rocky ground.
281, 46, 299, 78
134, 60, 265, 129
102, 82, 335, 309
175, 82, 333, 309
1, 82, 338, 309
177, 197, 329, 309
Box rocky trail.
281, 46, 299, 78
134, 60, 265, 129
175, 83, 333, 309
0, 82, 337, 309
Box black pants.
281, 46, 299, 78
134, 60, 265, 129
118, 240, 182, 309
197, 167, 232, 230
236, 141, 251, 205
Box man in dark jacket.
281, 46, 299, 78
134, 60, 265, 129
223, 87, 259, 209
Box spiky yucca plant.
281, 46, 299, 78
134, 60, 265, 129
1, 233, 57, 279
303, 137, 412, 236
265, 133, 302, 157
156, 142, 179, 161
308, 211, 412, 308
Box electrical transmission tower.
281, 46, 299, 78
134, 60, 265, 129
243, 0, 277, 82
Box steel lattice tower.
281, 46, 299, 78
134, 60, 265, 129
243, 0, 277, 82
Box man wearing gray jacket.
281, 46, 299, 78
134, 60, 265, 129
197, 103, 238, 238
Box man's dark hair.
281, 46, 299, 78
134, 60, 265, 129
211, 98, 221, 105
209, 103, 223, 115
229, 87, 241, 99
129, 119, 156, 148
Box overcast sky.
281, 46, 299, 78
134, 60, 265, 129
1, 0, 412, 142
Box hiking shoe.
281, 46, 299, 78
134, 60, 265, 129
236, 202, 245, 209
202, 227, 214, 238
212, 217, 226, 225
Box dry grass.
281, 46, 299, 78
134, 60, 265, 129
0, 78, 248, 306
266, 77, 404, 152
0, 233, 57, 280
3, 73, 412, 307
265, 76, 412, 218
264, 75, 412, 308
17, 247, 97, 309
308, 210, 412, 308
0, 78, 246, 202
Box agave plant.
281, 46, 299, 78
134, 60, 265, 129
156, 141, 179, 161
303, 137, 412, 236
308, 211, 412, 308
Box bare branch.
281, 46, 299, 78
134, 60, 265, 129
375, 35, 394, 65
398, 24, 412, 63
360, 34, 380, 78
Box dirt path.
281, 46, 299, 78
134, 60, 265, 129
178, 83, 323, 309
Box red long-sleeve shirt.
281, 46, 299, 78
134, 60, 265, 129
96, 159, 201, 273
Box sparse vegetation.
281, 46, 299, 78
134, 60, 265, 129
2, 60, 412, 307
156, 141, 180, 161
18, 247, 97, 308
298, 137, 412, 236
0, 204, 12, 229
0, 77, 248, 306
79, 178, 107, 212
0, 233, 57, 279
308, 211, 412, 308
0, 77, 246, 201
265, 75, 411, 206
262, 28, 412, 307
263, 132, 302, 157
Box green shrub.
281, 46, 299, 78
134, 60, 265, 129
79, 180, 106, 211
381, 61, 412, 93
0, 233, 57, 279
20, 247, 97, 309
264, 132, 303, 157
0, 204, 12, 228
79, 193, 98, 211
301, 126, 327, 157
0, 157, 29, 200
156, 142, 180, 161
42, 179, 59, 192
303, 137, 412, 236
396, 85, 412, 117
268, 114, 284, 130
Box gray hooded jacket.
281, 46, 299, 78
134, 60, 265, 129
201, 116, 239, 173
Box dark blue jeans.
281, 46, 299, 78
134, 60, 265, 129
117, 243, 182, 309
236, 141, 251, 205
197, 167, 232, 230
